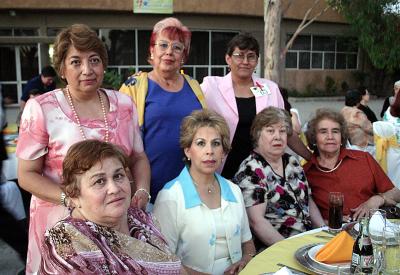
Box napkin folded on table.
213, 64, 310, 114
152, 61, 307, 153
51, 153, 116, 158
369, 211, 397, 237
315, 231, 355, 263
273, 266, 293, 275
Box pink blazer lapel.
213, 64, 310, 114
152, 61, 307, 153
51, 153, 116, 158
218, 73, 238, 116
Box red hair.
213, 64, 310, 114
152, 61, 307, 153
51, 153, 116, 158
148, 18, 191, 63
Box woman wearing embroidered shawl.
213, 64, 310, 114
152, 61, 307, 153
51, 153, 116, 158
40, 140, 183, 274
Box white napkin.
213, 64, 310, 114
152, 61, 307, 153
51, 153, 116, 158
273, 267, 293, 275
369, 211, 397, 238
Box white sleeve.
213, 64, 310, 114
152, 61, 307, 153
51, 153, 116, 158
153, 190, 180, 253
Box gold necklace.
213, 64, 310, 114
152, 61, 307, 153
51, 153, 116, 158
65, 87, 109, 142
193, 177, 217, 194
315, 159, 343, 173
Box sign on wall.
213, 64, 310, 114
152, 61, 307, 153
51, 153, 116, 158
133, 0, 173, 14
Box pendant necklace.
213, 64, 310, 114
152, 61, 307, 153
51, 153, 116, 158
193, 177, 217, 194
65, 87, 109, 142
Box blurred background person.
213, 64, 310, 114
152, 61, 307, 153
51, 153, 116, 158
304, 108, 399, 221
357, 86, 378, 123
233, 107, 324, 250
19, 65, 56, 111
16, 88, 42, 129
383, 80, 400, 143
381, 80, 400, 118
154, 110, 255, 275
201, 33, 310, 180
40, 140, 183, 274
120, 17, 206, 207
0, 84, 27, 272
17, 24, 149, 274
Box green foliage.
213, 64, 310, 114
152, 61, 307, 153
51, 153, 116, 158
103, 70, 123, 90
324, 76, 337, 95
327, 0, 400, 72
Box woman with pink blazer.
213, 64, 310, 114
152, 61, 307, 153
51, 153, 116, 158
201, 33, 310, 179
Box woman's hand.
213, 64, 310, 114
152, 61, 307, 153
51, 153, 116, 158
131, 188, 150, 210
223, 255, 252, 275
351, 195, 384, 220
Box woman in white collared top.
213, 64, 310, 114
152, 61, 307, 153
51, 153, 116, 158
154, 109, 255, 275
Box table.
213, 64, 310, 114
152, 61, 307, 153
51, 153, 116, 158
240, 228, 331, 275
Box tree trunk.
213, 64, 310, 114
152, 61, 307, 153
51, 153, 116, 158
264, 0, 282, 83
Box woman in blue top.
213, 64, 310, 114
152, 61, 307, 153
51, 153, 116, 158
120, 17, 206, 207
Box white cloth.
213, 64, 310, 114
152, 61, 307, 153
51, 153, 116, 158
274, 267, 294, 275
373, 121, 400, 188
0, 180, 26, 220
153, 167, 252, 274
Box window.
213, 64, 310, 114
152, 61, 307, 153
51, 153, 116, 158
285, 34, 358, 70
106, 29, 238, 82
0, 28, 39, 37
0, 45, 39, 104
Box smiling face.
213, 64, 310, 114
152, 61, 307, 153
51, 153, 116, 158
62, 46, 104, 94
255, 121, 288, 160
184, 126, 225, 177
70, 157, 131, 228
150, 32, 184, 73
315, 119, 342, 155
225, 47, 258, 80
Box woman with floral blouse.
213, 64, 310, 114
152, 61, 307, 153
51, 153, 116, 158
233, 107, 324, 250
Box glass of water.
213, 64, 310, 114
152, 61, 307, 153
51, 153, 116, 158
368, 209, 386, 274
382, 223, 400, 275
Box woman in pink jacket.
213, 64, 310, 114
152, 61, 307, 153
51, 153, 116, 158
201, 33, 310, 179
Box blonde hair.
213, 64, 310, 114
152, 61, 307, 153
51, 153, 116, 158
180, 110, 231, 163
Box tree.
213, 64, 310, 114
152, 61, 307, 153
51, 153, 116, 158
327, 0, 400, 73
264, 0, 330, 82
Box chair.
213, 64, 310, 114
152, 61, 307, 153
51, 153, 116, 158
373, 121, 400, 188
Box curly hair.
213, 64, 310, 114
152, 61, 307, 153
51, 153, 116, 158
305, 108, 348, 152
62, 140, 130, 198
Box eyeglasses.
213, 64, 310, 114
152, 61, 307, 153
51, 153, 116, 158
154, 40, 185, 54
232, 52, 258, 63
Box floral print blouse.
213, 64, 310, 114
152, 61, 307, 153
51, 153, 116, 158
233, 151, 312, 238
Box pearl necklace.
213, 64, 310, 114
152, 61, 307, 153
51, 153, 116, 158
315, 159, 343, 173
193, 177, 217, 194
65, 87, 109, 142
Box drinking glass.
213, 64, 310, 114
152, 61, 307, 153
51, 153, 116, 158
328, 192, 344, 233
368, 209, 386, 274
382, 224, 400, 275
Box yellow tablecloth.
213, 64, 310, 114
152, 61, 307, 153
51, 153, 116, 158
240, 231, 333, 275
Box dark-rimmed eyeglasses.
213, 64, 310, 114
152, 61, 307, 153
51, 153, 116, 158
154, 40, 184, 54
232, 52, 258, 63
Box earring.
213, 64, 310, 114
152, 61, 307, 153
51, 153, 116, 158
150, 53, 154, 60
104, 70, 106, 73
61, 75, 65, 79
181, 59, 185, 64
187, 157, 190, 161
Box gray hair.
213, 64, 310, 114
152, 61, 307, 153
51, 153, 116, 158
250, 107, 292, 148
394, 80, 400, 89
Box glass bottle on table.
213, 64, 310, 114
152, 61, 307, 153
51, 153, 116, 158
350, 217, 374, 274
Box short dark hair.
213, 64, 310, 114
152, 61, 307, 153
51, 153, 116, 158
62, 140, 130, 198
305, 108, 348, 152
226, 32, 260, 57
28, 89, 42, 96
345, 89, 362, 107
41, 66, 56, 77
53, 24, 108, 78
357, 86, 367, 96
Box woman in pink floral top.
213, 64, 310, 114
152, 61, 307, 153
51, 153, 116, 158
233, 107, 324, 250
16, 24, 150, 274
